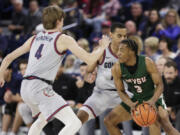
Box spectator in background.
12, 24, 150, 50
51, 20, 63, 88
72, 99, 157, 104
0, 64, 23, 135
83, 0, 104, 18
155, 9, 180, 40
0, 28, 8, 54
63, 54, 76, 75
125, 20, 137, 36
53, 65, 78, 107
138, 9, 160, 39
102, 0, 121, 18
8, 0, 27, 35
78, 38, 90, 53
163, 61, 180, 132
159, 36, 176, 59
144, 36, 160, 61
76, 63, 96, 135
101, 21, 111, 35
0, 51, 3, 64
72, 38, 91, 75
174, 38, 180, 75
128, 2, 146, 30
76, 63, 95, 107
89, 20, 111, 47
83, 0, 105, 34
24, 0, 42, 35
156, 56, 171, 75
7, 59, 28, 135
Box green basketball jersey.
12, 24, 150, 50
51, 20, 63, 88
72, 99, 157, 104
120, 55, 155, 101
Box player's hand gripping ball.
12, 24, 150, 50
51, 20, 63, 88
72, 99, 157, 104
132, 103, 157, 127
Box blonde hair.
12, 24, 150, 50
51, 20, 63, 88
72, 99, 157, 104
78, 38, 90, 52
162, 9, 180, 27
64, 54, 76, 69
42, 5, 65, 29
144, 37, 159, 53
129, 35, 143, 55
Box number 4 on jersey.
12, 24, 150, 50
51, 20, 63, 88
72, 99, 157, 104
35, 44, 44, 59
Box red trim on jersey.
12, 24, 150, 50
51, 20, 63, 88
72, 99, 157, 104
98, 50, 106, 65
47, 104, 69, 121
109, 45, 118, 58
54, 33, 66, 55
33, 112, 41, 119
30, 36, 36, 48
83, 105, 96, 118
43, 31, 58, 34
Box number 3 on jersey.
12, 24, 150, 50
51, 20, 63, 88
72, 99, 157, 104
35, 44, 44, 59
134, 85, 143, 93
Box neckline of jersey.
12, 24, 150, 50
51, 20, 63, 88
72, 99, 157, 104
108, 44, 118, 58
43, 31, 59, 34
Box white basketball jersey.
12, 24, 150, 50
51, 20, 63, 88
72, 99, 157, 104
25, 31, 65, 81
95, 46, 118, 90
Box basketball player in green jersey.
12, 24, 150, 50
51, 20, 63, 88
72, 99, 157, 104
104, 39, 180, 135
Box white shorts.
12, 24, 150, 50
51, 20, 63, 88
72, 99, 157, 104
20, 79, 68, 121
18, 103, 33, 125
80, 88, 122, 119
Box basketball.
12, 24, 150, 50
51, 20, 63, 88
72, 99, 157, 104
132, 103, 157, 127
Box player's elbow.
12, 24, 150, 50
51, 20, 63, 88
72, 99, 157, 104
86, 67, 94, 73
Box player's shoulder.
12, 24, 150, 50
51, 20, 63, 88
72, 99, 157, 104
59, 34, 73, 40
144, 56, 154, 66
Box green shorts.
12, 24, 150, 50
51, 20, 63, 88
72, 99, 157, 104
121, 97, 166, 113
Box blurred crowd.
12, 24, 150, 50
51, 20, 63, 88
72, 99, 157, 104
0, 0, 180, 135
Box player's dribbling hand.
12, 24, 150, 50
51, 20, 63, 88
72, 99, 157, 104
144, 99, 155, 108
99, 35, 111, 49
0, 72, 5, 87
130, 101, 138, 112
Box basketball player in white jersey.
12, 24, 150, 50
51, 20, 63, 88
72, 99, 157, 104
77, 23, 131, 130
0, 5, 110, 135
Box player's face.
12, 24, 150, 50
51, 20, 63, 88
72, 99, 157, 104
117, 44, 130, 63
163, 66, 178, 84
111, 28, 127, 45
19, 63, 27, 76
156, 58, 166, 75
80, 65, 87, 77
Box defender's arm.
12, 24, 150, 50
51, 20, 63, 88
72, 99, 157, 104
0, 36, 35, 87
57, 34, 110, 66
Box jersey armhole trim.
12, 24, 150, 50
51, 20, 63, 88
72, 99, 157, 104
98, 50, 106, 65
30, 35, 36, 48
54, 33, 66, 55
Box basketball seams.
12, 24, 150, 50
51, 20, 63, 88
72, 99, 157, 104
133, 103, 157, 127
133, 111, 144, 126
139, 105, 147, 126
146, 103, 150, 126
147, 107, 157, 125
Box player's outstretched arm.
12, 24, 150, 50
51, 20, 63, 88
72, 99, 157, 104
86, 46, 105, 73
145, 57, 164, 104
112, 63, 137, 110
0, 36, 34, 87
57, 34, 110, 66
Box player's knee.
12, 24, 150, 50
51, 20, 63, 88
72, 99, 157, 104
77, 110, 89, 124
104, 114, 115, 127
158, 108, 169, 122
